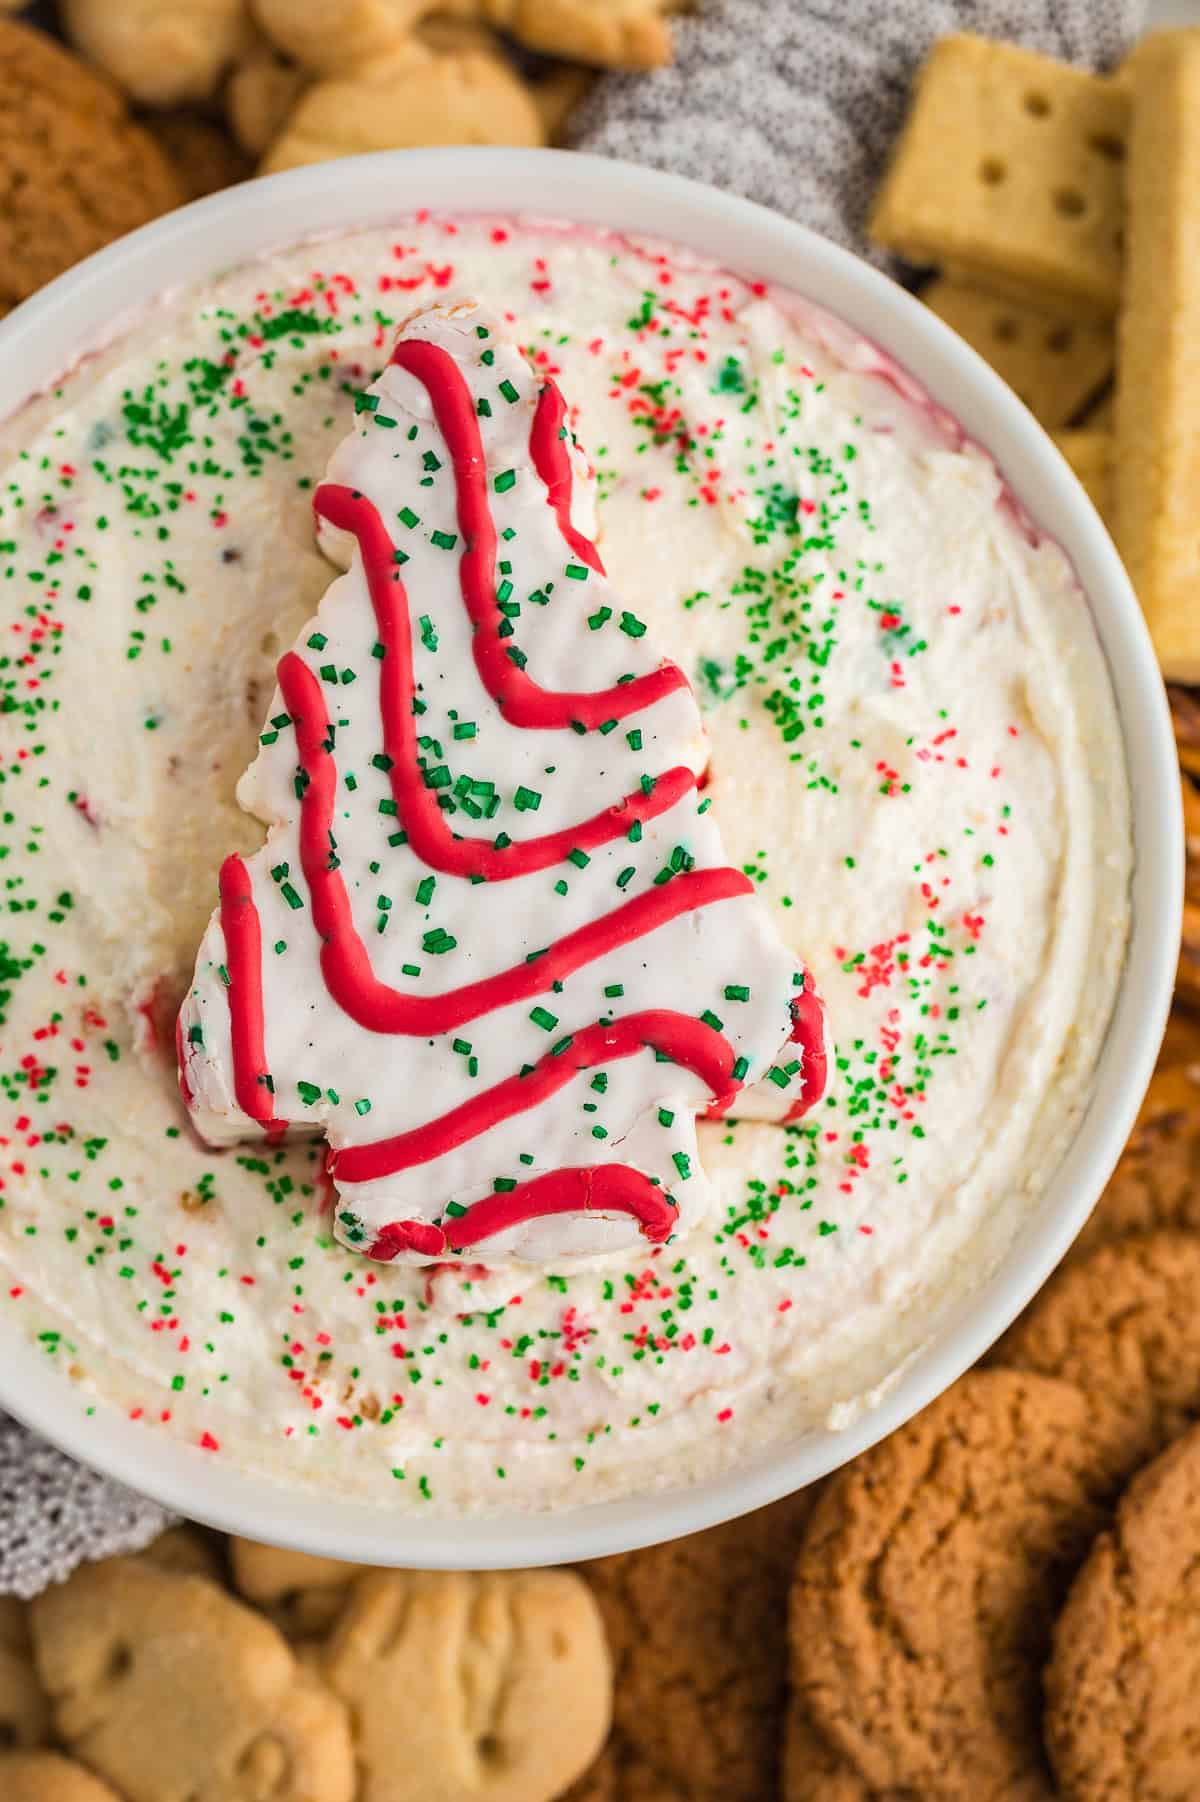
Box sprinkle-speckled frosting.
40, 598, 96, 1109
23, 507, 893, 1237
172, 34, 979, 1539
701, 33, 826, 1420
0, 216, 1130, 1511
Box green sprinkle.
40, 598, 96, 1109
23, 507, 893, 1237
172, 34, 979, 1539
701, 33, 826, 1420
494, 469, 517, 493
529, 1006, 558, 1032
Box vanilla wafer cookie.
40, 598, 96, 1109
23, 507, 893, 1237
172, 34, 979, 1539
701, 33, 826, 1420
1113, 30, 1200, 680
870, 35, 1128, 317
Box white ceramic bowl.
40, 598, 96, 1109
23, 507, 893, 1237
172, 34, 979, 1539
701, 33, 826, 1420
0, 150, 1181, 1566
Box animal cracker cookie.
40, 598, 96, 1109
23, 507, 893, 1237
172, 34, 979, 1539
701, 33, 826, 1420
992, 1232, 1200, 1486
1113, 31, 1200, 682
584, 1493, 816, 1802
1045, 1420, 1200, 1802
870, 35, 1128, 317
322, 1568, 610, 1802
481, 0, 674, 68
230, 1538, 358, 1639
227, 36, 308, 156
30, 1557, 355, 1802
922, 279, 1112, 429
0, 1753, 125, 1802
138, 1525, 224, 1581
260, 43, 544, 172
0, 20, 183, 314
63, 0, 251, 107
0, 1593, 51, 1754
792, 1369, 1110, 1802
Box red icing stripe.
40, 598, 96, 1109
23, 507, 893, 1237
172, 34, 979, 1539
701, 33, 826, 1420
278, 647, 753, 1033
386, 336, 687, 728
779, 977, 828, 1123
310, 490, 695, 880
218, 854, 286, 1137
367, 1165, 677, 1261
528, 379, 605, 574
332, 1009, 738, 1184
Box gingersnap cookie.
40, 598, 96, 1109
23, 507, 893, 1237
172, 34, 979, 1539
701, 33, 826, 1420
31, 1556, 355, 1802
144, 112, 252, 201
792, 1369, 1111, 1801
584, 1491, 816, 1802
1045, 1419, 1200, 1802
561, 1741, 696, 1802
322, 1568, 611, 1802
994, 1232, 1200, 1487
1071, 1023, 1200, 1255
0, 20, 183, 314
0, 1752, 124, 1802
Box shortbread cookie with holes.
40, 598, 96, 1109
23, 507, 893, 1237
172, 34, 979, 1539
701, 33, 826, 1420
872, 35, 1128, 316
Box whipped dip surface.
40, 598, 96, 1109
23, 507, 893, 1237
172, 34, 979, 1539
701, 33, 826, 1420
0, 216, 1131, 1511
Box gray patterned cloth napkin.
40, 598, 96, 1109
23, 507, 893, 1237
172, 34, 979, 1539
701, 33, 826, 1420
0, 0, 1143, 1598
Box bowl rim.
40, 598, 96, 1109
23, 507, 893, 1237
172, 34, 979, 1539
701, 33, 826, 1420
0, 147, 1181, 1568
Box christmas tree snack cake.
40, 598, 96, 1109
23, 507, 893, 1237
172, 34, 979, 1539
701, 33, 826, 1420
178, 301, 827, 1264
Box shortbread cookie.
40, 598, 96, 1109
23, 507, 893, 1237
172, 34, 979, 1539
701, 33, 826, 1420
1045, 1420, 1200, 1802
1113, 31, 1200, 679
586, 1493, 816, 1802
323, 1568, 610, 1802
1052, 429, 1113, 528
0, 20, 183, 312
145, 112, 252, 200
63, 0, 251, 107
923, 279, 1112, 428
1072, 1034, 1200, 1254
793, 1369, 1109, 1801
0, 1753, 125, 1802
31, 1558, 355, 1802
870, 35, 1127, 316
994, 1232, 1200, 1484
260, 42, 543, 171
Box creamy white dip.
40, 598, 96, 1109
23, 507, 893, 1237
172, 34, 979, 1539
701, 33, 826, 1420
0, 217, 1130, 1510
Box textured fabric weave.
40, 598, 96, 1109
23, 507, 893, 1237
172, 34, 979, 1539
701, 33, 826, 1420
572, 0, 1143, 266
0, 0, 1144, 1597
